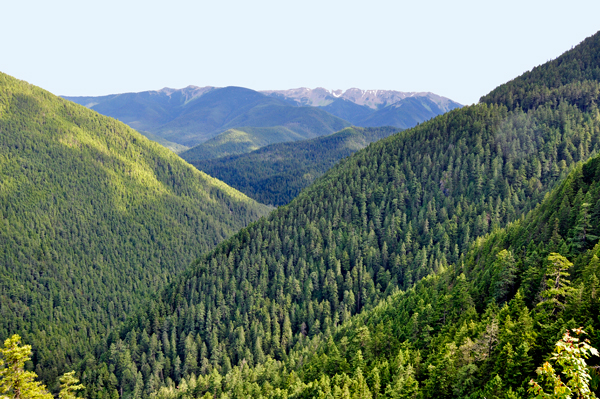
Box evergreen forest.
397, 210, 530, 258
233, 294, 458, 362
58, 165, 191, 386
3, 30, 600, 399
192, 126, 399, 206
0, 73, 270, 391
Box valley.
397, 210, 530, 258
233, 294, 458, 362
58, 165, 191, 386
191, 126, 400, 206
2, 27, 600, 399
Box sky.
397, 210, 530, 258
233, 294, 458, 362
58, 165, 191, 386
2, 0, 600, 105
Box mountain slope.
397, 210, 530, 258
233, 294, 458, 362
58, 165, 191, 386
265, 88, 463, 129
0, 72, 271, 387
192, 126, 400, 206
66, 87, 351, 148
146, 32, 600, 399
156, 148, 600, 399
176, 99, 352, 158
153, 87, 289, 146
178, 126, 308, 161
66, 87, 461, 155
262, 88, 460, 111
319, 98, 375, 125
64, 85, 216, 133
138, 130, 190, 153
80, 42, 600, 395
356, 96, 463, 129
480, 32, 600, 111
179, 94, 461, 163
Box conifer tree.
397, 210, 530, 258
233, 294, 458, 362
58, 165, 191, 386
0, 335, 52, 399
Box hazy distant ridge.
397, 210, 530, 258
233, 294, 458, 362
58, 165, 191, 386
64, 86, 461, 154
261, 87, 460, 110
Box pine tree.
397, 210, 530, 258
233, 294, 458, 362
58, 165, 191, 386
0, 335, 52, 399
538, 253, 576, 314
58, 371, 85, 399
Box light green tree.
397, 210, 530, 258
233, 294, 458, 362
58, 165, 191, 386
58, 371, 84, 399
529, 328, 599, 399
0, 334, 52, 399
538, 253, 576, 314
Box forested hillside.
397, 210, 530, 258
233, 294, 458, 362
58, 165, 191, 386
0, 72, 270, 390
179, 124, 329, 163
156, 145, 600, 398
480, 32, 600, 111
76, 32, 600, 398
192, 126, 400, 206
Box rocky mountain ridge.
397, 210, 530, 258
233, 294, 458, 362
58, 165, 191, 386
261, 87, 460, 110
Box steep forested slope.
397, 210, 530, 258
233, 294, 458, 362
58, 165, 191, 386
154, 148, 600, 399
481, 32, 600, 111
158, 30, 600, 399
192, 126, 400, 206
80, 27, 600, 395
0, 72, 270, 388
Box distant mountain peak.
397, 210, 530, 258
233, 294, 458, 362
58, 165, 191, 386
260, 87, 459, 110
64, 85, 461, 147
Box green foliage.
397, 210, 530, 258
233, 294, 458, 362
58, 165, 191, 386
0, 72, 270, 389
84, 38, 600, 394
0, 335, 52, 399
481, 32, 600, 111
538, 253, 576, 314
180, 126, 316, 162
58, 371, 84, 399
12, 27, 600, 399
137, 131, 190, 154
529, 328, 599, 399
193, 126, 400, 205
97, 31, 600, 398
159, 147, 600, 398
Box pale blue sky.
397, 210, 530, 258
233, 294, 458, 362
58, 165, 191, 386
2, 0, 600, 105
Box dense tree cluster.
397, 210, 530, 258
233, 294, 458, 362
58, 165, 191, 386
5, 29, 600, 399
79, 29, 600, 395
480, 32, 600, 111
148, 142, 600, 399
0, 72, 270, 391
193, 126, 400, 206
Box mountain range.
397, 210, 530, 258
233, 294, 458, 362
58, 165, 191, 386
64, 86, 350, 148
64, 87, 461, 159
70, 32, 600, 398
263, 88, 462, 125
4, 27, 600, 399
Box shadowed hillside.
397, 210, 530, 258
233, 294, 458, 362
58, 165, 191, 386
192, 126, 400, 205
